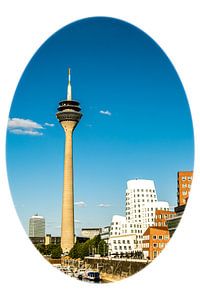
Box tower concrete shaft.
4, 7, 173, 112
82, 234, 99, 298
56, 68, 82, 254
61, 120, 76, 252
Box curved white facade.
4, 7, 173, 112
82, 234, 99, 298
108, 215, 137, 255
108, 179, 170, 254
126, 179, 169, 249
127, 179, 156, 190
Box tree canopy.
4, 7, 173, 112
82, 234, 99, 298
35, 243, 62, 258
69, 235, 108, 259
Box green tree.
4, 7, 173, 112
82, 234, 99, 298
45, 244, 55, 255
69, 235, 108, 259
98, 239, 108, 256
35, 243, 45, 254
69, 242, 81, 258
51, 245, 62, 259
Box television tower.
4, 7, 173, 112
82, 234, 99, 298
56, 68, 82, 253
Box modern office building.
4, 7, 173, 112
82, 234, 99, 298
142, 226, 170, 260
29, 214, 45, 237
177, 171, 193, 206
56, 68, 82, 253
81, 228, 101, 239
166, 204, 186, 237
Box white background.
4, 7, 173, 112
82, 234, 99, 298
0, 1, 200, 299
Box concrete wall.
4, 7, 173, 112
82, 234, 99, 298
84, 257, 148, 279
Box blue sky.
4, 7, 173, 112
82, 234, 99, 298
6, 17, 194, 236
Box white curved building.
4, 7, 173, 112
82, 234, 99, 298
125, 179, 169, 249
108, 179, 170, 254
108, 215, 137, 256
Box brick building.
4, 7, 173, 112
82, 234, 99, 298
155, 209, 176, 227
177, 171, 193, 206
142, 226, 170, 260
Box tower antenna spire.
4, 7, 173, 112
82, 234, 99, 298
67, 67, 72, 100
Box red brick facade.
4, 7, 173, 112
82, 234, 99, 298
142, 226, 170, 260
177, 171, 193, 206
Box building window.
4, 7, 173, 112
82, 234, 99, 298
159, 243, 164, 248
158, 236, 163, 240
164, 235, 169, 240
153, 243, 158, 248
153, 251, 157, 258
153, 235, 157, 240
123, 240, 125, 244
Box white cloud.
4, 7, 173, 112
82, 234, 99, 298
9, 129, 43, 136
97, 203, 111, 208
44, 122, 55, 127
7, 117, 46, 136
74, 201, 86, 207
8, 118, 43, 129
99, 110, 112, 116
